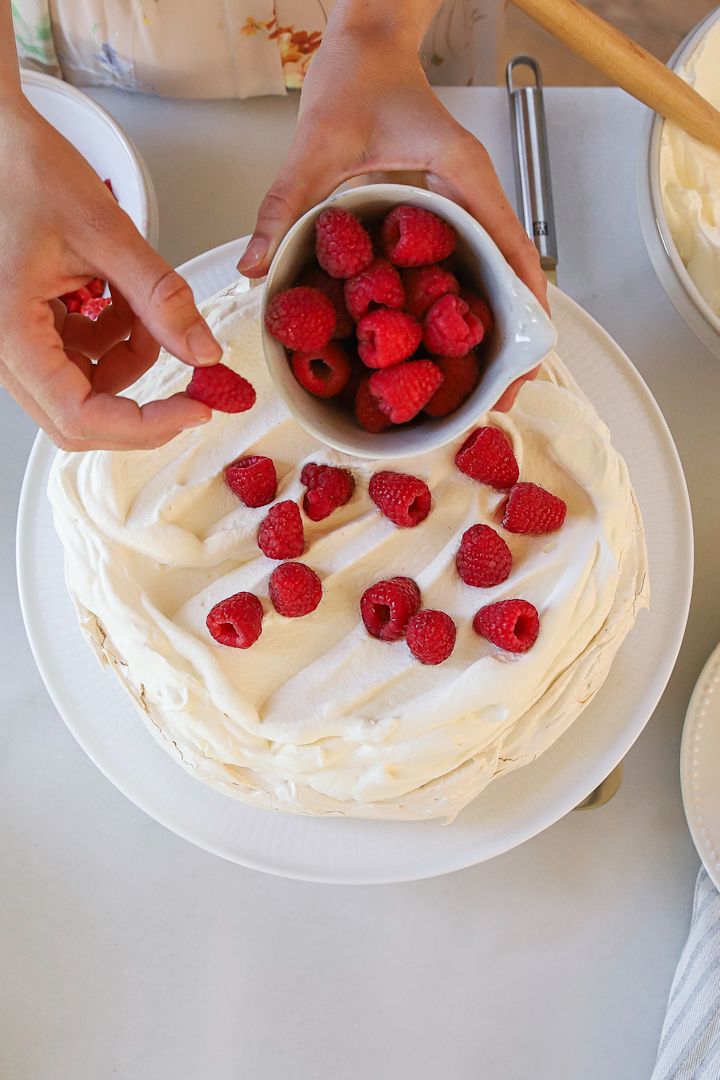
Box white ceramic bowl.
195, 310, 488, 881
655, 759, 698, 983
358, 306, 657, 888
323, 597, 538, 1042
637, 6, 720, 358
261, 184, 557, 459
21, 70, 159, 245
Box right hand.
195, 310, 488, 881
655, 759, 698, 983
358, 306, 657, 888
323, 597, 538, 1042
0, 97, 223, 451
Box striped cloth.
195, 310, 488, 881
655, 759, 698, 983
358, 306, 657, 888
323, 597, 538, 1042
652, 868, 720, 1079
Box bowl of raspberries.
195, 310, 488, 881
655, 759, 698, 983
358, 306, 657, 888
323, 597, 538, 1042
261, 183, 556, 459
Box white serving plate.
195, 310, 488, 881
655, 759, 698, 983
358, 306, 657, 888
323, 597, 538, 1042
681, 642, 720, 888
16, 238, 693, 885
21, 70, 158, 245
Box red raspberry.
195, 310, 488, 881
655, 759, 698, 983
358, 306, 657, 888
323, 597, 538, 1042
265, 286, 336, 351
502, 482, 567, 534
258, 500, 305, 559
80, 296, 111, 321
381, 205, 456, 267
186, 363, 256, 413
369, 360, 443, 423
424, 353, 480, 418
86, 277, 106, 299
291, 343, 352, 398
225, 455, 277, 508
315, 207, 373, 279
406, 609, 457, 665
473, 598, 539, 653
300, 463, 355, 521
103, 178, 116, 196
355, 377, 392, 433
456, 524, 512, 587
403, 265, 460, 318
369, 470, 432, 527
269, 562, 322, 618
59, 285, 92, 313
360, 576, 421, 641
299, 267, 354, 338
461, 290, 495, 339
423, 294, 484, 358
357, 309, 422, 369
344, 259, 404, 321
455, 427, 519, 489
206, 591, 264, 649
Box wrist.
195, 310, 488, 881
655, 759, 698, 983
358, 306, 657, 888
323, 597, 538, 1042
327, 0, 438, 57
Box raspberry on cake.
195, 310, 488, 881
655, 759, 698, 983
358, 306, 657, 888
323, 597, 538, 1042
356, 309, 422, 369
291, 343, 352, 398
300, 463, 355, 521
225, 455, 277, 508
265, 286, 336, 351
269, 562, 322, 618
424, 354, 480, 418
257, 501, 305, 559
369, 470, 432, 527
344, 259, 405, 321
455, 427, 519, 490
360, 577, 421, 641
406, 609, 457, 665
423, 294, 484, 358
315, 207, 373, 279
403, 265, 460, 318
473, 599, 540, 653
381, 205, 456, 266
503, 482, 567, 534
206, 592, 264, 649
369, 360, 443, 423
186, 363, 256, 413
456, 525, 512, 588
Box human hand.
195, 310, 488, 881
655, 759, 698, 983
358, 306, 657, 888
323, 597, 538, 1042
0, 98, 223, 451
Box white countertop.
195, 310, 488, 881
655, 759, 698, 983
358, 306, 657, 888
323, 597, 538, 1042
1, 86, 717, 1080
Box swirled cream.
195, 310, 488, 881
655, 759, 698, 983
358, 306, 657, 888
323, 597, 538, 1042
48, 284, 648, 821
660, 17, 720, 315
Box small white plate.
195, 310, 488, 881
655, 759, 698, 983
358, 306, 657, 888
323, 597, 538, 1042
21, 70, 158, 245
681, 644, 720, 887
17, 239, 693, 884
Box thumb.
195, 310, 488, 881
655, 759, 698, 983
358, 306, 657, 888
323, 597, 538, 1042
94, 213, 222, 367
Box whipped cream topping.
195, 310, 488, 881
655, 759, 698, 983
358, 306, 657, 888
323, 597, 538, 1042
49, 284, 648, 821
659, 17, 720, 316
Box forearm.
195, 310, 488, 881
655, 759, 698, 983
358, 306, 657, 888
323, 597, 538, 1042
325, 0, 444, 54
0, 1, 21, 101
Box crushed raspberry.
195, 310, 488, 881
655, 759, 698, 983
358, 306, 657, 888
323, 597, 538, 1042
257, 500, 305, 559
355, 377, 392, 433
423, 294, 484, 358
381, 205, 456, 267
369, 470, 432, 528
405, 609, 457, 665
206, 591, 264, 649
360, 576, 421, 641
424, 353, 480, 418
269, 562, 322, 618
369, 360, 443, 423
291, 342, 352, 398
502, 482, 567, 534
344, 259, 405, 321
462, 290, 495, 339
299, 266, 354, 338
225, 455, 277, 508
473, 598, 540, 653
455, 427, 519, 489
300, 463, 355, 521
456, 524, 512, 588
186, 363, 256, 413
265, 286, 336, 351
356, 308, 422, 369
80, 296, 111, 321
403, 265, 460, 318
315, 207, 373, 279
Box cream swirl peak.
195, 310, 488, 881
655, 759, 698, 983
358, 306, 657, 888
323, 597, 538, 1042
48, 284, 648, 821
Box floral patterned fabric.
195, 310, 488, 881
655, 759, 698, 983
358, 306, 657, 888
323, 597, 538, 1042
12, 1, 500, 98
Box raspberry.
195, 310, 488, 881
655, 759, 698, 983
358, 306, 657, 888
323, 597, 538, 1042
206, 591, 263, 649
257, 500, 304, 559
59, 285, 92, 313
269, 562, 323, 618
300, 463, 355, 521
403, 265, 460, 318
291, 343, 352, 398
360, 576, 421, 641
502, 482, 567, 534
86, 277, 106, 299
355, 377, 392, 433
455, 427, 519, 489
406, 610, 457, 665
225, 455, 277, 508
473, 598, 540, 653
344, 259, 404, 321
369, 470, 432, 527
381, 205, 456, 267
186, 363, 256, 413
80, 296, 111, 321
357, 309, 422, 369
369, 360, 443, 423
456, 524, 512, 587
423, 294, 484, 358
461, 290, 495, 339
424, 353, 480, 418
315, 207, 373, 279
265, 286, 336, 351
299, 267, 354, 338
